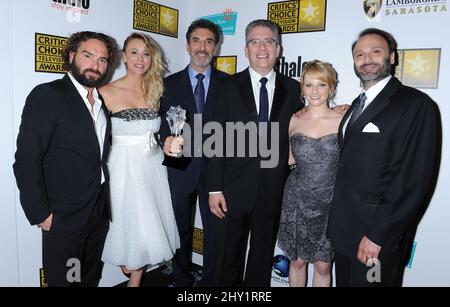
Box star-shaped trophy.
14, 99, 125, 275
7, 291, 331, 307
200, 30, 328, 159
162, 105, 191, 170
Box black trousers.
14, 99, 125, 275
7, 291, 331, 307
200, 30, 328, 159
214, 186, 278, 287
334, 250, 406, 287
42, 184, 109, 287
171, 188, 216, 287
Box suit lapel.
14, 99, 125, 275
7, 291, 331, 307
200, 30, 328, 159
339, 96, 358, 148
238, 68, 258, 122
270, 73, 287, 122
180, 67, 197, 114
204, 68, 219, 120
99, 94, 111, 163
62, 74, 101, 157
343, 77, 400, 147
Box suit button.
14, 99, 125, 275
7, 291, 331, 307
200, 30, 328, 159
339, 163, 344, 167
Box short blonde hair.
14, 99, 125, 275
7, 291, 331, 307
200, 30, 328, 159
300, 60, 338, 105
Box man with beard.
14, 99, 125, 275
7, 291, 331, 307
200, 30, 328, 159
13, 31, 116, 287
327, 28, 440, 286
160, 19, 228, 286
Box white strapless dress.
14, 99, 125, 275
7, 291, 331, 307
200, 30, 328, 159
102, 108, 180, 270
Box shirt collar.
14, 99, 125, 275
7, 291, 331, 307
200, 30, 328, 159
363, 75, 392, 103
68, 72, 100, 101
188, 65, 211, 81
249, 67, 276, 87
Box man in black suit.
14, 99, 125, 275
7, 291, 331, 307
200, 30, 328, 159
328, 28, 439, 286
160, 19, 228, 287
207, 19, 302, 286
13, 31, 116, 287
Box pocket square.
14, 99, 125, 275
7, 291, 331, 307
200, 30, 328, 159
362, 122, 380, 133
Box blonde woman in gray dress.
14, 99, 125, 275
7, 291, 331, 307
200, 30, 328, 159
278, 60, 344, 287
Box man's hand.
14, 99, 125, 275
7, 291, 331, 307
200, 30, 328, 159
357, 235, 382, 265
333, 104, 351, 115
38, 214, 53, 232
209, 193, 227, 219
163, 136, 184, 157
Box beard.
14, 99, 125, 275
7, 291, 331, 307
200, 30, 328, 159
354, 56, 392, 84
191, 50, 213, 69
70, 59, 107, 88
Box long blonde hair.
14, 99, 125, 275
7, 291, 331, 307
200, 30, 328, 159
123, 32, 166, 110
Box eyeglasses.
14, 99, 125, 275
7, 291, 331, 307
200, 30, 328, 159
246, 38, 277, 47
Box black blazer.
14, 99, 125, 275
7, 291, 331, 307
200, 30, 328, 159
206, 68, 302, 220
13, 75, 111, 233
160, 66, 228, 193
328, 77, 439, 258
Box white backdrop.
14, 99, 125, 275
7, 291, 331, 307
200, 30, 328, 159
1, 0, 449, 286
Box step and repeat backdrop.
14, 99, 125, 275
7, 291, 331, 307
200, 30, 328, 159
2, 0, 449, 286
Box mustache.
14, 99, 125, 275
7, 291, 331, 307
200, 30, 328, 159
83, 68, 102, 76
360, 63, 379, 69
195, 50, 210, 56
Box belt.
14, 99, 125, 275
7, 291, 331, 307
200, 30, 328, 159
112, 133, 160, 156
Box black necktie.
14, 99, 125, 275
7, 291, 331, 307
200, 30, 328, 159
259, 77, 269, 122
347, 93, 367, 129
194, 73, 205, 113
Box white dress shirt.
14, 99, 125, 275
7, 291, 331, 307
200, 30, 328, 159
209, 68, 277, 196
68, 72, 106, 184
343, 75, 391, 137
248, 67, 276, 117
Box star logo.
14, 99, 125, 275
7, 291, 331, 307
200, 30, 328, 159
159, 6, 178, 37
302, 1, 319, 20
407, 53, 430, 76
218, 60, 231, 73
398, 49, 441, 89
162, 11, 174, 26
215, 56, 237, 75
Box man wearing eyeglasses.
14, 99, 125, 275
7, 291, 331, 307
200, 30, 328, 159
207, 19, 303, 286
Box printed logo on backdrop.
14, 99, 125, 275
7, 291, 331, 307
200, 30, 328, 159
35, 33, 67, 74
364, 0, 447, 19
364, 0, 382, 21
407, 241, 417, 269
200, 8, 238, 36
395, 49, 441, 88
50, 0, 91, 23
268, 0, 327, 34
213, 56, 237, 75
276, 56, 303, 80
271, 254, 290, 286
39, 268, 48, 287
133, 0, 179, 38
192, 227, 204, 255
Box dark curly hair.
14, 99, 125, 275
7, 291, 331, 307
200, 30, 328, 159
62, 31, 117, 71
186, 19, 222, 45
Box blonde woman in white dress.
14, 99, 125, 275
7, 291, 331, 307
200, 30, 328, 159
100, 33, 179, 287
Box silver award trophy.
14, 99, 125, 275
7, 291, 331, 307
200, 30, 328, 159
163, 105, 190, 170
166, 105, 186, 137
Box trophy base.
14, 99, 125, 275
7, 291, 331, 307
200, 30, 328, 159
162, 155, 192, 171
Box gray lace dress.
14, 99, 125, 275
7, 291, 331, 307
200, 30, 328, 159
277, 132, 339, 263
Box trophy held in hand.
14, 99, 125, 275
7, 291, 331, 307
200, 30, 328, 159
162, 106, 191, 170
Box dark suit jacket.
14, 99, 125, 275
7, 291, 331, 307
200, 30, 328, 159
13, 75, 111, 233
206, 68, 302, 220
160, 66, 228, 193
328, 77, 439, 258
